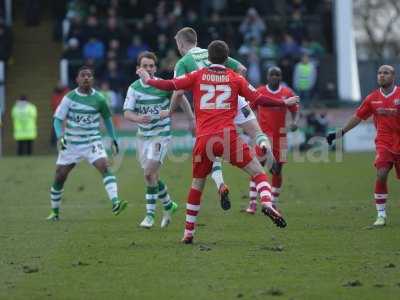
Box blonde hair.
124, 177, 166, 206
175, 27, 197, 45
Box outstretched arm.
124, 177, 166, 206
326, 115, 362, 145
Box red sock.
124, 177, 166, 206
253, 173, 272, 204
374, 180, 388, 205
272, 174, 282, 201
185, 188, 202, 237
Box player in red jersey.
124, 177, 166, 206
137, 40, 299, 243
327, 65, 400, 227
246, 67, 300, 214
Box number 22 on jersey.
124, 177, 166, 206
200, 84, 232, 109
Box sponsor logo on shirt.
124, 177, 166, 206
394, 99, 400, 105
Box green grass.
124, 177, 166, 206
1, 153, 400, 299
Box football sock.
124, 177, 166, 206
158, 180, 173, 210
146, 185, 158, 218
271, 174, 282, 205
375, 179, 388, 218
211, 160, 224, 189
253, 173, 272, 205
50, 181, 64, 214
184, 188, 202, 237
249, 179, 257, 204
102, 171, 118, 204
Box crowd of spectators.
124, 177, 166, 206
60, 0, 333, 111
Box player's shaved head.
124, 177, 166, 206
267, 66, 282, 76
208, 40, 229, 64
378, 65, 395, 74
175, 27, 197, 45
377, 65, 395, 88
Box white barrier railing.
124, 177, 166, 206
60, 59, 69, 86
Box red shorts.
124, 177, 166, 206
192, 131, 253, 178
254, 136, 287, 164
374, 147, 400, 178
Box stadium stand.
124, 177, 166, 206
60, 0, 335, 112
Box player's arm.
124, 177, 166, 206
238, 78, 298, 107
53, 96, 70, 150
100, 98, 119, 154
326, 97, 371, 145
137, 68, 196, 91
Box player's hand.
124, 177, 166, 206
57, 136, 67, 151
284, 96, 300, 106
326, 130, 343, 145
139, 115, 152, 124
160, 110, 170, 119
136, 68, 150, 83
112, 139, 119, 155
288, 123, 298, 132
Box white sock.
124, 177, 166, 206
376, 203, 386, 218
103, 175, 118, 201
211, 160, 224, 189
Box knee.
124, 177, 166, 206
55, 168, 68, 183
376, 170, 388, 182
144, 172, 157, 185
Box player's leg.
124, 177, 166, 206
373, 167, 391, 226
158, 177, 178, 228
271, 163, 283, 206
92, 157, 127, 215
182, 177, 206, 244
245, 146, 265, 214
210, 159, 230, 210
140, 161, 159, 228
47, 163, 75, 220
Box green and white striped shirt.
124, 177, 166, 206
54, 88, 111, 145
124, 79, 172, 138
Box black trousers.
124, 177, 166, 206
17, 140, 34, 156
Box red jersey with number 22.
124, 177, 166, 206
170, 64, 263, 137
356, 86, 400, 154
256, 85, 298, 137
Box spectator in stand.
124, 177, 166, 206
62, 37, 81, 60
104, 17, 126, 45
259, 35, 279, 71
50, 83, 69, 146
126, 35, 149, 61
83, 37, 105, 60
0, 23, 12, 62
239, 7, 266, 44
293, 53, 317, 108
102, 59, 126, 92
300, 38, 325, 61
238, 37, 259, 61
82, 15, 102, 42
156, 33, 170, 59
67, 15, 84, 44
100, 81, 121, 113
278, 56, 294, 87
142, 13, 158, 49
107, 39, 123, 60
280, 33, 301, 59
247, 52, 262, 87
287, 9, 307, 43
184, 9, 201, 29
206, 12, 224, 41
159, 49, 179, 79
11, 95, 37, 156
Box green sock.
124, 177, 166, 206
50, 182, 64, 214
158, 180, 172, 210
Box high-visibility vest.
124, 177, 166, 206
297, 63, 313, 91
11, 101, 38, 140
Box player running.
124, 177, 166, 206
327, 65, 400, 227
47, 66, 127, 221
123, 51, 178, 228
246, 66, 299, 214
170, 27, 277, 210
137, 40, 299, 243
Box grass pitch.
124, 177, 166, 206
1, 153, 400, 299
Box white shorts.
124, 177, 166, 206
136, 136, 171, 168
234, 96, 256, 125
56, 141, 107, 165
